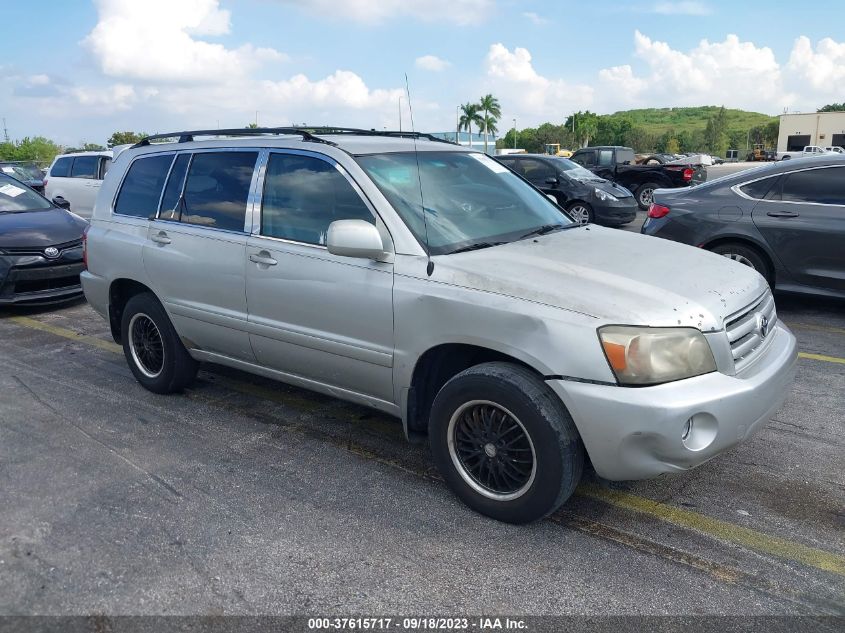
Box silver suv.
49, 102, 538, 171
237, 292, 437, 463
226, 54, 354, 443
81, 128, 797, 523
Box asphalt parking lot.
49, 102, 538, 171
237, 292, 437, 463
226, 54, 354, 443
1, 270, 843, 618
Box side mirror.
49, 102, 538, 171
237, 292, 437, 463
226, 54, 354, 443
545, 177, 559, 186
327, 219, 384, 260
52, 196, 71, 210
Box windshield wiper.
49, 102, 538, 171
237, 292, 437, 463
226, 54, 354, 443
448, 241, 507, 254
518, 224, 568, 240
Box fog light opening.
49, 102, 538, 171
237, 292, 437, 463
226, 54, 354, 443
681, 417, 693, 441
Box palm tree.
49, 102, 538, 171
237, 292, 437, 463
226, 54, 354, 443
478, 94, 501, 153
479, 114, 498, 146
458, 103, 483, 147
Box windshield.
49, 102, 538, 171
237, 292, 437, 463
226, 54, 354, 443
356, 151, 572, 254
0, 174, 52, 212
553, 157, 599, 180
1, 163, 43, 182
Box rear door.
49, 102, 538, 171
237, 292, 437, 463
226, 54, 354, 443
143, 149, 260, 361
751, 165, 845, 292
68, 156, 102, 218
245, 150, 394, 402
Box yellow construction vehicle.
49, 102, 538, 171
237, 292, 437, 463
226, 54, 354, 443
544, 143, 572, 157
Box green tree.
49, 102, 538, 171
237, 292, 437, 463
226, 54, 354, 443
246, 122, 259, 129
458, 102, 483, 145
1, 136, 62, 166
107, 131, 147, 146
565, 111, 599, 147
703, 107, 728, 154
477, 94, 501, 154
818, 103, 845, 112
763, 120, 779, 147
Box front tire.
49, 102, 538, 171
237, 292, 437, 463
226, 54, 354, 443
635, 182, 660, 210
429, 362, 584, 524
566, 201, 594, 225
121, 292, 198, 394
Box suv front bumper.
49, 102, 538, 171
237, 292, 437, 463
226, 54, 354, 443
548, 322, 797, 480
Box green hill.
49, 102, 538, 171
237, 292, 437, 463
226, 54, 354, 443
605, 106, 776, 135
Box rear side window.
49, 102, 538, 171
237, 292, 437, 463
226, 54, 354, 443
616, 149, 635, 164
781, 167, 845, 205
159, 153, 191, 220
519, 158, 554, 181
739, 176, 779, 200
70, 156, 99, 179
181, 152, 257, 232
598, 150, 614, 166
114, 154, 174, 218
261, 153, 373, 245
101, 157, 112, 178
572, 151, 596, 167
50, 157, 72, 178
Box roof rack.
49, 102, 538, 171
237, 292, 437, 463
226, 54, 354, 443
131, 126, 458, 149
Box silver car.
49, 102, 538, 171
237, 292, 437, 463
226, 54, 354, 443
81, 128, 797, 524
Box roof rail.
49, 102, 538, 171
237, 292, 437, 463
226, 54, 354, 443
131, 126, 458, 149
131, 127, 339, 148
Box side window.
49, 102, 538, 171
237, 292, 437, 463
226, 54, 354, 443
114, 154, 174, 218
99, 157, 112, 179
598, 150, 614, 166
520, 159, 554, 182
261, 153, 374, 245
739, 175, 779, 200
70, 156, 99, 179
181, 152, 257, 231
159, 153, 191, 220
572, 151, 596, 167
781, 167, 845, 205
50, 157, 72, 178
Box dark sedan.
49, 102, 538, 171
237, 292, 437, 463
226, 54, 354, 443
1, 161, 46, 193
642, 156, 845, 300
495, 154, 638, 226
0, 173, 87, 306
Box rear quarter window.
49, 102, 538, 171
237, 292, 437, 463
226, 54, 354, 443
50, 157, 72, 178
114, 154, 174, 218
739, 175, 779, 200
180, 152, 258, 232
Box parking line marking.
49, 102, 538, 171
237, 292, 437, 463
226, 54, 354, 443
788, 322, 845, 336
6, 313, 845, 579
579, 483, 845, 577
798, 352, 845, 365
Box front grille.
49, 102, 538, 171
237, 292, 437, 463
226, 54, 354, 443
14, 275, 80, 294
725, 290, 777, 372
0, 238, 82, 257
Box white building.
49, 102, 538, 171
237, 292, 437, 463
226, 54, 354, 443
777, 111, 845, 152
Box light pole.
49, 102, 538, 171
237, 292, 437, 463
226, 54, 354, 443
513, 118, 517, 149
399, 97, 403, 133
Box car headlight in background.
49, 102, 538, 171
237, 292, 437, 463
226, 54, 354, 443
593, 188, 619, 202
598, 326, 716, 386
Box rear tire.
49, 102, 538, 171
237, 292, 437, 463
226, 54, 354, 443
121, 292, 198, 394
710, 242, 772, 286
636, 182, 660, 210
429, 362, 584, 524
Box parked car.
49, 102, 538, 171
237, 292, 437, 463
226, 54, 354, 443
495, 154, 637, 226
824, 146, 845, 155
776, 145, 831, 161
0, 173, 87, 305
569, 146, 705, 210
642, 156, 845, 299
0, 161, 46, 193
82, 127, 797, 524
45, 150, 113, 218
710, 155, 725, 165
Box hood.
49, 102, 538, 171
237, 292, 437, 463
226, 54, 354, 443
0, 209, 87, 249
571, 175, 632, 198
431, 226, 767, 332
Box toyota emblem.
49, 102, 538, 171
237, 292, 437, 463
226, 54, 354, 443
758, 314, 769, 339
44, 247, 60, 259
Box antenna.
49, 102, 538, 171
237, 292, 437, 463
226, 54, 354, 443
405, 73, 434, 276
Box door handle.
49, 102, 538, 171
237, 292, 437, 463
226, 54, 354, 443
766, 210, 799, 218
150, 232, 171, 245
249, 251, 278, 266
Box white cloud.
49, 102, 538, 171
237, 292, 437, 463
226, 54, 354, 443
522, 12, 548, 25
650, 1, 711, 16
786, 36, 845, 94
71, 83, 137, 111
415, 55, 451, 71
83, 0, 286, 83
484, 43, 593, 122
279, 0, 493, 25
597, 31, 788, 110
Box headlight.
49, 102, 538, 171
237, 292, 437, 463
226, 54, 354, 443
598, 326, 716, 386
594, 187, 618, 202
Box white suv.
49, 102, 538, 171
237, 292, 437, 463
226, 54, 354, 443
45, 150, 113, 218
81, 127, 797, 523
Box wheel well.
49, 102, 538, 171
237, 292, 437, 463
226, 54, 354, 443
108, 279, 153, 343
406, 344, 537, 437
701, 237, 775, 284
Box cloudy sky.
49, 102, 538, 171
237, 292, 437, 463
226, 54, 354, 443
2, 0, 844, 145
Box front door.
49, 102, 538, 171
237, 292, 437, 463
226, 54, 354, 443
752, 164, 845, 292
245, 151, 395, 402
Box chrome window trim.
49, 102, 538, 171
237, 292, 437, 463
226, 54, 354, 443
156, 151, 193, 222
155, 154, 179, 215
252, 148, 381, 248
731, 163, 845, 207
111, 150, 176, 219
